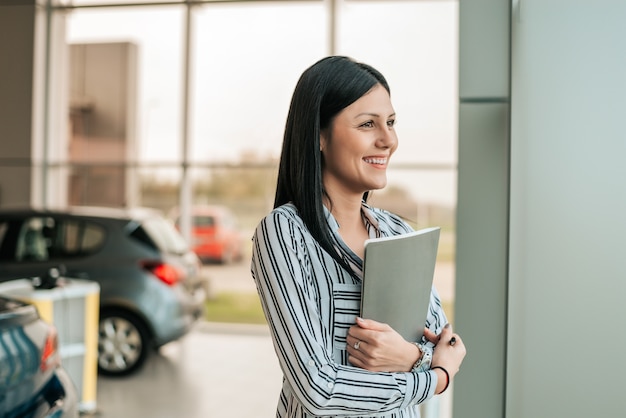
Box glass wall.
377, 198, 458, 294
47, 0, 458, 416
190, 2, 328, 164
62, 0, 458, 225
67, 6, 185, 164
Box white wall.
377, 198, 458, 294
508, 1, 626, 416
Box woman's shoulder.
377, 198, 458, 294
268, 202, 301, 223
272, 202, 299, 217
257, 203, 307, 232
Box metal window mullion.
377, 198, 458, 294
179, 0, 194, 244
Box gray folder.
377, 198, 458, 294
360, 226, 441, 342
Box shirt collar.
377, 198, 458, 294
322, 201, 382, 239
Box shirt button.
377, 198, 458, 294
308, 360, 315, 367
327, 382, 334, 389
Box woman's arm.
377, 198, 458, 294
347, 286, 449, 372
347, 292, 465, 394
251, 210, 439, 416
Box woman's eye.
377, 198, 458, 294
387, 119, 396, 128
360, 121, 375, 128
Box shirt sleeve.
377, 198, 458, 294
251, 210, 438, 416
421, 286, 448, 350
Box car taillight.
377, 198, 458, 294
41, 326, 60, 372
142, 261, 182, 286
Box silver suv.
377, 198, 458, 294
0, 206, 207, 376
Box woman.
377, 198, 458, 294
251, 56, 466, 417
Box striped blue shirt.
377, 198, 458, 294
251, 202, 447, 417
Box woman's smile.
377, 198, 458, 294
363, 156, 389, 168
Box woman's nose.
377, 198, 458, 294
377, 128, 397, 149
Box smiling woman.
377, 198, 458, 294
251, 56, 466, 418
320, 84, 398, 213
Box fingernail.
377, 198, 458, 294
444, 323, 450, 329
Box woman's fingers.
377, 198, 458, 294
348, 318, 392, 348
346, 334, 374, 367
347, 334, 366, 352
423, 328, 439, 344
355, 316, 392, 331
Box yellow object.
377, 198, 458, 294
82, 290, 100, 410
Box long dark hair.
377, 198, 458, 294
274, 56, 390, 271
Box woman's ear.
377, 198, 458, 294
320, 130, 328, 152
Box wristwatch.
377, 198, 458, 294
411, 342, 433, 372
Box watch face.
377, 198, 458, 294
412, 343, 433, 372
420, 346, 432, 371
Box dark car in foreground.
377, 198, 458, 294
0, 206, 207, 376
0, 295, 79, 417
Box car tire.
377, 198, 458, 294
98, 309, 151, 376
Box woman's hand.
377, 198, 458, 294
430, 323, 466, 393
431, 323, 465, 375
423, 327, 440, 345
346, 317, 422, 372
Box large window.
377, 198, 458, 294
52, 3, 458, 415
63, 0, 458, 222
190, 2, 327, 164
67, 6, 185, 163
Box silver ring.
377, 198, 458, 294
354, 340, 361, 350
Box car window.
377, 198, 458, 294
56, 219, 106, 256
194, 216, 215, 227
0, 220, 21, 261
16, 217, 50, 261
138, 217, 188, 255
0, 223, 7, 244
81, 223, 106, 251
0, 222, 9, 257
128, 222, 158, 251
5, 216, 106, 262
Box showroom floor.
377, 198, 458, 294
93, 322, 282, 417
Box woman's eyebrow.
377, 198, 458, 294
355, 112, 396, 118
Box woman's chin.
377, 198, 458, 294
368, 180, 388, 191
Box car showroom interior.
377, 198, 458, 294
1, 1, 625, 418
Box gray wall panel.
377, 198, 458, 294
454, 102, 509, 418
459, 0, 510, 99
507, 1, 626, 416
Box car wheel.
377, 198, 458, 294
98, 309, 150, 376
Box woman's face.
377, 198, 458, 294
320, 83, 398, 199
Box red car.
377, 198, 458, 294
174, 206, 244, 264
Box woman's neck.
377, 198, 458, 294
323, 192, 362, 227
324, 191, 369, 259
